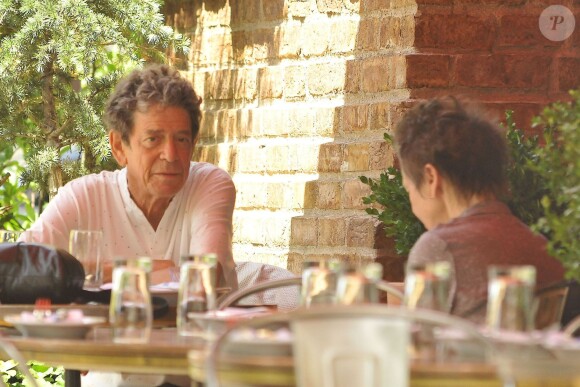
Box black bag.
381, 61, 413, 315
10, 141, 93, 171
0, 242, 85, 304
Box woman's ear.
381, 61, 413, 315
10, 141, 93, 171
423, 163, 442, 199
109, 131, 127, 166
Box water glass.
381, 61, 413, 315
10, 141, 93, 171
336, 262, 383, 305
177, 257, 217, 337
69, 229, 103, 289
404, 261, 452, 312
0, 230, 22, 243
486, 265, 536, 332
109, 265, 153, 343
300, 259, 342, 307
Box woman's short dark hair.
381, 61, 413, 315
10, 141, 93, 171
104, 64, 202, 143
394, 96, 508, 199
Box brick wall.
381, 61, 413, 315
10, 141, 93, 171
164, 0, 579, 280
408, 0, 579, 132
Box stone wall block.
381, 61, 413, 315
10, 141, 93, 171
301, 21, 330, 57
318, 142, 344, 172
284, 65, 308, 100
343, 104, 369, 133
330, 19, 358, 53
291, 216, 319, 246
343, 178, 372, 210
318, 217, 347, 246
308, 62, 346, 96
343, 143, 370, 172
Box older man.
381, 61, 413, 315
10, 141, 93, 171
23, 64, 237, 290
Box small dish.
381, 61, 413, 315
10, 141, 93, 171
4, 314, 106, 339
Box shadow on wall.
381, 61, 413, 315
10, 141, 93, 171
164, 0, 408, 280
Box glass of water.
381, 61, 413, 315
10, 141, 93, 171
300, 258, 342, 307
109, 265, 153, 343
486, 265, 536, 332
177, 256, 217, 337
404, 261, 453, 312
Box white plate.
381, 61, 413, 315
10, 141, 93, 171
5, 315, 106, 339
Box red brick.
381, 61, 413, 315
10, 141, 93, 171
361, 57, 391, 93
379, 17, 401, 49
498, 15, 547, 48
455, 54, 551, 89
484, 102, 544, 132
357, 18, 380, 51
345, 60, 361, 94
406, 54, 450, 88
415, 14, 495, 50
558, 57, 580, 93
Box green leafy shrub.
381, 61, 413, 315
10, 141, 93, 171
533, 90, 580, 281
1, 360, 64, 387
361, 111, 553, 257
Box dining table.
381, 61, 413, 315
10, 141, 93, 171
2, 304, 580, 387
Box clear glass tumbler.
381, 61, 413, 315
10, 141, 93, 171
300, 258, 342, 307
177, 257, 217, 337
69, 229, 103, 289
486, 265, 536, 332
109, 265, 153, 343
336, 262, 383, 305
404, 261, 452, 312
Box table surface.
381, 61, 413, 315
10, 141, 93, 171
2, 305, 580, 386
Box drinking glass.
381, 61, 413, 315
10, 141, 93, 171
177, 256, 217, 337
69, 229, 103, 289
404, 261, 452, 312
486, 265, 536, 332
336, 262, 383, 305
300, 258, 342, 307
109, 265, 153, 343
0, 230, 21, 243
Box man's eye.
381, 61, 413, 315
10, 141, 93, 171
145, 137, 158, 143
177, 137, 192, 143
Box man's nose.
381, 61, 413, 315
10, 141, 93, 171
161, 139, 178, 161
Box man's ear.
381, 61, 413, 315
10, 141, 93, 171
423, 163, 442, 199
109, 131, 127, 166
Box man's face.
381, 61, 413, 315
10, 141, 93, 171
111, 104, 195, 207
